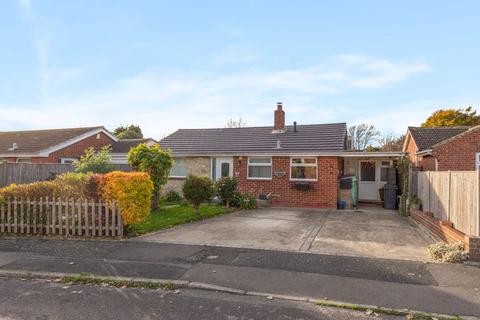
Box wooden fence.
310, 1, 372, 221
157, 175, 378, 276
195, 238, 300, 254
0, 198, 123, 237
0, 162, 134, 187
417, 171, 479, 236
0, 163, 74, 187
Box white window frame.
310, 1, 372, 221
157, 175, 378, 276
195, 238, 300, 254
60, 158, 78, 164
290, 157, 318, 181
379, 160, 392, 182
170, 157, 188, 178
247, 157, 272, 180
16, 158, 32, 164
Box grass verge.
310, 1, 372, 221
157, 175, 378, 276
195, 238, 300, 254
315, 299, 463, 320
62, 273, 178, 291
126, 203, 236, 237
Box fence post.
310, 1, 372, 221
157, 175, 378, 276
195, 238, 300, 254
447, 171, 451, 221
0, 201, 4, 233
477, 170, 480, 237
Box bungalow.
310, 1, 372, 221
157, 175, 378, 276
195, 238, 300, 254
160, 103, 403, 208
0, 126, 154, 165
403, 126, 480, 171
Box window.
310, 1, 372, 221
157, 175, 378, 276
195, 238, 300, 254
16, 158, 32, 164
170, 157, 188, 178
380, 160, 392, 182
248, 157, 272, 179
290, 157, 317, 181
60, 158, 78, 165
360, 161, 376, 182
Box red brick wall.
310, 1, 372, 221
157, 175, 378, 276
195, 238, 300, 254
432, 129, 480, 171
32, 132, 115, 163
234, 156, 339, 208
417, 155, 436, 171
405, 134, 418, 165
411, 209, 480, 260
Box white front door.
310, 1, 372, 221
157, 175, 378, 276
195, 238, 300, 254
358, 160, 391, 201
215, 158, 233, 181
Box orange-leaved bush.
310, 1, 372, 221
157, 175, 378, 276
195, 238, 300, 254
99, 171, 153, 225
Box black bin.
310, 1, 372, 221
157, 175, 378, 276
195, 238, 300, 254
383, 184, 398, 209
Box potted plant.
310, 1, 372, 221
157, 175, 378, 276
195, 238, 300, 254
409, 195, 421, 210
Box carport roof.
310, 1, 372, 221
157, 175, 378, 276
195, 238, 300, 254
159, 123, 347, 155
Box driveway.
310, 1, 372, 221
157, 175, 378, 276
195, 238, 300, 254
135, 207, 434, 261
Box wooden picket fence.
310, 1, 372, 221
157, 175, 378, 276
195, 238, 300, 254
0, 198, 123, 237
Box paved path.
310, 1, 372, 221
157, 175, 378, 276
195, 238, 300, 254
136, 207, 434, 261
0, 238, 479, 317
0, 277, 402, 320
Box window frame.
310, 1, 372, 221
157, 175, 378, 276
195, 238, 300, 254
16, 158, 32, 164
247, 157, 272, 180
170, 157, 188, 178
60, 157, 78, 165
289, 157, 318, 181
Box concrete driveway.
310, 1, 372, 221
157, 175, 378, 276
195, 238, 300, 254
135, 207, 434, 261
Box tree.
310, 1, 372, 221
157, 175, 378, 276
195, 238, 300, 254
347, 124, 380, 151
226, 118, 246, 128
378, 132, 405, 151
114, 125, 144, 139
182, 175, 214, 216
127, 143, 174, 210
74, 146, 114, 174
421, 106, 480, 127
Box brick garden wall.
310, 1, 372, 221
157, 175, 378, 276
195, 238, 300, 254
411, 209, 480, 260
234, 156, 339, 208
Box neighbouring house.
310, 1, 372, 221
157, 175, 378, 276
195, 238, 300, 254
0, 126, 154, 165
403, 126, 480, 171
160, 103, 403, 208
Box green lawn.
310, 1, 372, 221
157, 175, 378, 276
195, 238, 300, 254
126, 204, 235, 237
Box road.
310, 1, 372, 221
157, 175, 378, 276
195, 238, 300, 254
0, 277, 401, 320
0, 238, 479, 318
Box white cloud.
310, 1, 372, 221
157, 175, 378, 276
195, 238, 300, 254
1, 54, 433, 137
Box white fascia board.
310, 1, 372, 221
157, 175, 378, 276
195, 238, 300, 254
169, 151, 405, 158
38, 128, 118, 156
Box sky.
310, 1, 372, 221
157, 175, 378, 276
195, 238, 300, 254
1, 0, 480, 139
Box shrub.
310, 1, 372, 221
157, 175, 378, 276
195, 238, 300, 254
75, 146, 114, 174
0, 181, 56, 199
426, 241, 467, 263
52, 172, 92, 199
182, 175, 214, 216
215, 177, 238, 207
163, 190, 182, 203
128, 143, 174, 210
232, 192, 257, 210
99, 171, 153, 225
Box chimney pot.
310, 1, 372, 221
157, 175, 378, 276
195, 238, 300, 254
274, 102, 285, 131
293, 121, 297, 133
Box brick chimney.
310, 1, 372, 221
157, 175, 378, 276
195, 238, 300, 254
274, 102, 285, 131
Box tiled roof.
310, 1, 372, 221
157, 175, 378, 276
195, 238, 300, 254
160, 123, 347, 155
408, 126, 471, 151
0, 126, 107, 156
111, 138, 157, 153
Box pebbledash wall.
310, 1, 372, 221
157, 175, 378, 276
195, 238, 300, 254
234, 156, 340, 208
162, 157, 211, 195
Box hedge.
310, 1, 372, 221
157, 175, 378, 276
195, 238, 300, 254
99, 171, 153, 225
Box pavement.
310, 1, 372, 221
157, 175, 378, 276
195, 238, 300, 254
0, 277, 403, 320
0, 238, 479, 317
136, 207, 434, 261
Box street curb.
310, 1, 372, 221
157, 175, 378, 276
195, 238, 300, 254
0, 269, 476, 319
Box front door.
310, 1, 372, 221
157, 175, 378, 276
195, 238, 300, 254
215, 158, 233, 181
358, 160, 391, 201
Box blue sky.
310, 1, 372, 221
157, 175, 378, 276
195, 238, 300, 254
1, 0, 479, 138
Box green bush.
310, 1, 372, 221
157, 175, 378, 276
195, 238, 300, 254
232, 192, 257, 210
75, 146, 114, 174
182, 175, 214, 216
163, 190, 182, 203
53, 172, 93, 199
215, 177, 238, 207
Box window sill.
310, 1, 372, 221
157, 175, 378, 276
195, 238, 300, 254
247, 177, 272, 181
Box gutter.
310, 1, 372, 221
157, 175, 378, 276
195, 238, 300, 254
415, 149, 432, 156
169, 151, 406, 158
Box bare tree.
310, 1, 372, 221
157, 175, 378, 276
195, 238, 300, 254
226, 117, 246, 128
348, 124, 380, 151
378, 132, 405, 151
